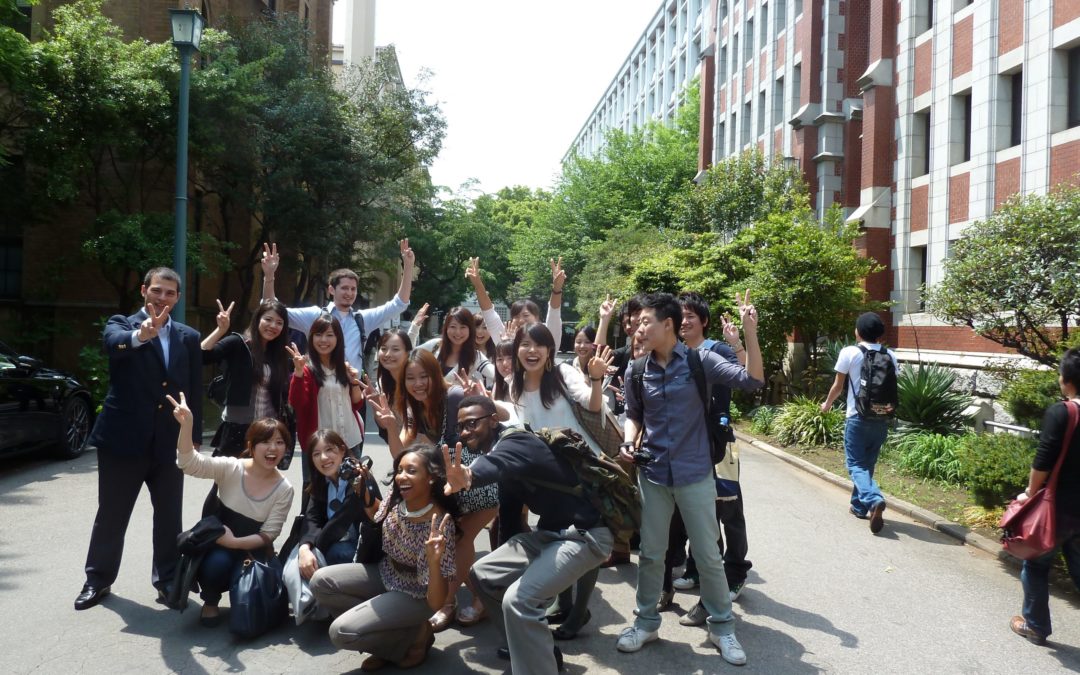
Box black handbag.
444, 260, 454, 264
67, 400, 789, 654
229, 552, 288, 639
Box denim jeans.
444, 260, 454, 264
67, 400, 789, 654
843, 416, 889, 515
197, 545, 246, 605
325, 539, 359, 566
1021, 525, 1080, 637
635, 474, 735, 637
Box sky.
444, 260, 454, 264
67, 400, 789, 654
332, 0, 663, 196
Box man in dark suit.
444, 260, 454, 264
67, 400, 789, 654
75, 267, 203, 610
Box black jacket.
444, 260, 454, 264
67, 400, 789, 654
203, 334, 288, 412
300, 481, 369, 554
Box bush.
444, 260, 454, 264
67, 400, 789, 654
956, 432, 1036, 508
999, 369, 1059, 430
897, 364, 972, 436
749, 405, 778, 436
891, 432, 966, 484
772, 397, 845, 449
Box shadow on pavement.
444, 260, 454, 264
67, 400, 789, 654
738, 572, 858, 648
1048, 639, 1080, 671
0, 449, 98, 505
876, 520, 963, 546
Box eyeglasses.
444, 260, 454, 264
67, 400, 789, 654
459, 413, 496, 432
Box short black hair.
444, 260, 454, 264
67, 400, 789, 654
640, 292, 682, 331
459, 394, 496, 416
619, 295, 645, 323
1061, 348, 1080, 391
678, 292, 710, 329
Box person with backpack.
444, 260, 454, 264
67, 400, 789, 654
617, 292, 764, 666
443, 395, 619, 675
821, 311, 900, 535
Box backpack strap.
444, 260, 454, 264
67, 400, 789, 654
686, 346, 709, 411
630, 355, 648, 407
352, 311, 365, 345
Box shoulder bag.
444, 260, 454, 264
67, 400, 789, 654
229, 551, 288, 639
998, 401, 1079, 560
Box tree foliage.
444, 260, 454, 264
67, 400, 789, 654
925, 186, 1080, 366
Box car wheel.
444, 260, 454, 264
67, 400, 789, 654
56, 396, 92, 459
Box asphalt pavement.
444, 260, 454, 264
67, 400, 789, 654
2, 431, 1079, 674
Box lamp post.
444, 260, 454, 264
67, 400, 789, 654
169, 8, 205, 323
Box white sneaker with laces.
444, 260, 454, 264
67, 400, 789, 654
673, 576, 699, 590
616, 626, 659, 653
710, 632, 747, 665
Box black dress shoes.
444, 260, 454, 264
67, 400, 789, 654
74, 584, 111, 610
496, 646, 564, 671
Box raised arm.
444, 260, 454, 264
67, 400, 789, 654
595, 294, 617, 348
260, 242, 279, 302
201, 299, 235, 351
466, 257, 507, 339
545, 257, 564, 340
736, 290, 763, 382
720, 312, 747, 367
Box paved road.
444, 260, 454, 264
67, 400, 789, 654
2, 432, 1079, 674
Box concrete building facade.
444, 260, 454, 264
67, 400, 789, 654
572, 0, 1080, 367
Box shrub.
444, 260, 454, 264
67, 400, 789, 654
750, 405, 778, 436
956, 432, 1036, 508
891, 432, 966, 484
897, 364, 972, 436
772, 397, 845, 449
999, 369, 1060, 430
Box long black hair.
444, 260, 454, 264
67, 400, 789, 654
474, 312, 496, 360
493, 338, 514, 402
247, 300, 291, 402
376, 328, 413, 411
437, 306, 479, 376
380, 442, 460, 524
308, 313, 350, 386
510, 322, 567, 409
303, 428, 348, 498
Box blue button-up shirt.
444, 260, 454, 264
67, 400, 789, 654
624, 342, 764, 487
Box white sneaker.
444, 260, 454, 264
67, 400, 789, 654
673, 575, 699, 590
616, 626, 659, 653
710, 632, 747, 665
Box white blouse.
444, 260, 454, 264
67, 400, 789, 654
507, 363, 603, 456
317, 379, 363, 449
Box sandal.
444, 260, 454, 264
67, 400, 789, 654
456, 604, 488, 627
428, 603, 456, 633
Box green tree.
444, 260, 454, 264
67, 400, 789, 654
0, 0, 34, 164
925, 186, 1080, 366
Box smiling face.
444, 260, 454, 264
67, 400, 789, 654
680, 308, 706, 344
495, 352, 514, 378
312, 326, 337, 357
517, 334, 550, 374
573, 330, 594, 361
445, 317, 470, 346
328, 277, 358, 312
140, 274, 180, 317
474, 321, 490, 346
311, 438, 346, 479
457, 403, 498, 452
250, 430, 288, 470
378, 333, 409, 375
394, 451, 433, 504
257, 309, 286, 343
404, 361, 432, 401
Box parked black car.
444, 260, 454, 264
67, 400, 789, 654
0, 340, 93, 459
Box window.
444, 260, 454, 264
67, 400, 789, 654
730, 112, 738, 150
743, 102, 752, 145
718, 121, 727, 156
915, 0, 934, 35
950, 93, 971, 165
773, 77, 785, 128
745, 19, 754, 63
913, 109, 931, 177
760, 4, 769, 44
758, 91, 766, 135
719, 43, 728, 81
790, 63, 802, 111
910, 246, 928, 311
775, 0, 787, 32
1069, 46, 1080, 129
4, 0, 31, 38
795, 0, 803, 17
0, 240, 22, 299
1009, 72, 1023, 147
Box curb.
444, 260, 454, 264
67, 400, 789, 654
733, 429, 1021, 570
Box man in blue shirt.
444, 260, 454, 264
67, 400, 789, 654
617, 292, 764, 666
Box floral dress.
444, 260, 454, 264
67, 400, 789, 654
375, 499, 457, 599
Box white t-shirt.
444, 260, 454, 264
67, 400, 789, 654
506, 363, 603, 455
833, 343, 900, 418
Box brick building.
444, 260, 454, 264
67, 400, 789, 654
571, 0, 1080, 370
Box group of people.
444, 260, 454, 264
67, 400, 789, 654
70, 240, 1080, 673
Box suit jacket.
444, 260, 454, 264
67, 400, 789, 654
88, 311, 203, 457
299, 480, 371, 554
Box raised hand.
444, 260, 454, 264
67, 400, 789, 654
166, 392, 192, 426
285, 342, 306, 376
400, 238, 415, 267
441, 442, 469, 495
138, 301, 171, 342
425, 512, 453, 563
453, 369, 486, 397
261, 242, 279, 277
465, 257, 482, 285
550, 256, 565, 293
368, 393, 397, 431
588, 344, 614, 380
721, 313, 742, 348
502, 316, 522, 340
345, 360, 361, 386
214, 299, 235, 334
412, 303, 430, 329
736, 289, 758, 334
600, 294, 618, 321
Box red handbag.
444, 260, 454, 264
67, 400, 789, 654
999, 401, 1079, 560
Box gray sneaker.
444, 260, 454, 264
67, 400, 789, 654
710, 631, 747, 665
678, 601, 708, 626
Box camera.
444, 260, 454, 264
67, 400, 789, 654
338, 455, 373, 484
630, 448, 655, 467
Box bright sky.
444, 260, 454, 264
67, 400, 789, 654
332, 0, 662, 195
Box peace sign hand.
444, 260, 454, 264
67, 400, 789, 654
425, 512, 453, 563
399, 238, 415, 267
600, 294, 618, 321
441, 442, 469, 495
721, 313, 742, 349
735, 289, 758, 334
165, 392, 192, 427
285, 342, 306, 376
453, 369, 486, 397
465, 257, 482, 285
261, 242, 279, 276
588, 344, 614, 380
214, 299, 235, 333
368, 393, 397, 431
550, 256, 565, 293
138, 302, 171, 343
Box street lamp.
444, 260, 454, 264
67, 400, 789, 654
169, 7, 205, 323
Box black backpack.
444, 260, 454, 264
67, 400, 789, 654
630, 348, 729, 463
506, 427, 641, 536
849, 345, 898, 419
